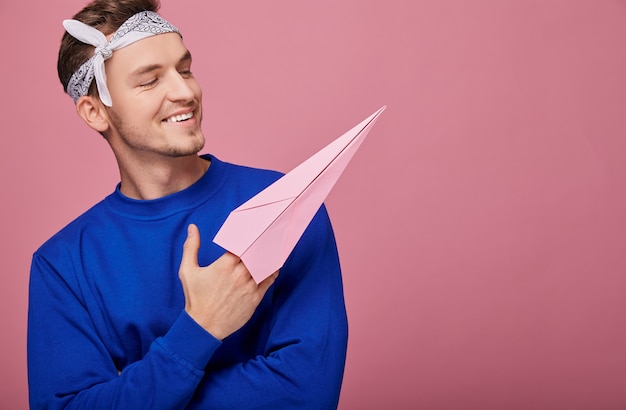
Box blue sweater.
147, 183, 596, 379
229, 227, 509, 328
28, 155, 348, 409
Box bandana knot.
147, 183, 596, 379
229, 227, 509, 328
95, 44, 113, 60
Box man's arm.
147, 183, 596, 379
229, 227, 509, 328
187, 206, 349, 409
27, 237, 275, 410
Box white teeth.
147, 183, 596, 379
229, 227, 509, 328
165, 112, 194, 123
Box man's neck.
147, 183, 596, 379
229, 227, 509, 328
116, 154, 210, 200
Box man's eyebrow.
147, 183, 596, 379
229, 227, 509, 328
128, 50, 193, 82
179, 50, 192, 64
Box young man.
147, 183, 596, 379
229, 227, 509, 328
27, 1, 348, 408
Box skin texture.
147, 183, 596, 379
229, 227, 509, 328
74, 32, 277, 340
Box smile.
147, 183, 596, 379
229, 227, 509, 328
164, 112, 194, 123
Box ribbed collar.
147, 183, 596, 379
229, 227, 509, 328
104, 154, 225, 220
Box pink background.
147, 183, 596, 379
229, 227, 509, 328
2, 1, 626, 408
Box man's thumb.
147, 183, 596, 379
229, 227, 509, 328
181, 223, 200, 268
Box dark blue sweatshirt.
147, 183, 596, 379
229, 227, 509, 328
28, 155, 348, 409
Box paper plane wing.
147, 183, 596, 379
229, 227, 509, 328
213, 106, 386, 283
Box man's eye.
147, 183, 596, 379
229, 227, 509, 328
139, 79, 157, 88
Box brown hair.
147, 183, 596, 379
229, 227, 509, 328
57, 0, 161, 96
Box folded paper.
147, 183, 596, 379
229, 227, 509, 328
213, 106, 386, 283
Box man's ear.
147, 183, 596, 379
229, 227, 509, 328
75, 95, 110, 133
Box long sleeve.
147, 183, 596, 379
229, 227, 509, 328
188, 206, 349, 409
27, 251, 222, 409
27, 157, 348, 409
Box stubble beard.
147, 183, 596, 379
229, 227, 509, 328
108, 107, 205, 158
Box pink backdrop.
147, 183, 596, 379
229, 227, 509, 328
2, 1, 626, 408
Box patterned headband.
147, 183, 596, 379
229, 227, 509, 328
63, 10, 180, 107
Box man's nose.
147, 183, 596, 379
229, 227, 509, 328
166, 71, 195, 102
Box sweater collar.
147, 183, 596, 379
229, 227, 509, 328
105, 154, 225, 219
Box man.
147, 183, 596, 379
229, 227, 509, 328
27, 0, 348, 408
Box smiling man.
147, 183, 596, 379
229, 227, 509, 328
27, 1, 348, 408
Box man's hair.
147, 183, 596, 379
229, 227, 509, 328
57, 0, 161, 97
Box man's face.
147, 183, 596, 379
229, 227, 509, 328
103, 32, 204, 159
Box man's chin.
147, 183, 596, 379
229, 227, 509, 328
167, 139, 205, 158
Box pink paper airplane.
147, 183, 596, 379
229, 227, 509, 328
213, 106, 386, 283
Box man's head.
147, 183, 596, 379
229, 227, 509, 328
58, 0, 205, 161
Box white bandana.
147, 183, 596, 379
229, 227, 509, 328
63, 10, 180, 107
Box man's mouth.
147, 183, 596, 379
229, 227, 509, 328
163, 112, 194, 123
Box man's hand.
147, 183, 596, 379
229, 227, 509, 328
178, 223, 278, 340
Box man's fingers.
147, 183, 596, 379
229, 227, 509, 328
257, 270, 279, 294
220, 252, 242, 266
180, 224, 200, 269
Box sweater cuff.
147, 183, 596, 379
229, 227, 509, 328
160, 311, 222, 370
